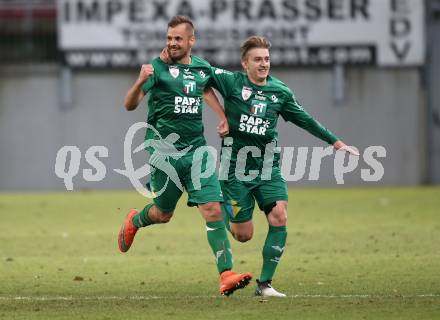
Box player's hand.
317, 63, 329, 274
333, 140, 360, 156
160, 48, 172, 64
137, 64, 154, 84
217, 119, 229, 138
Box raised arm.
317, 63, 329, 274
203, 88, 229, 137
124, 64, 154, 111
281, 90, 359, 156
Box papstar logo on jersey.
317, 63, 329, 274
174, 96, 201, 114
239, 114, 270, 135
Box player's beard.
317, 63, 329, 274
168, 46, 189, 63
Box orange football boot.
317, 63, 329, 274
219, 270, 253, 296
118, 209, 139, 252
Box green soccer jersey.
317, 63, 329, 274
142, 56, 214, 150
209, 68, 339, 173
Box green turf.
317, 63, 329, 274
0, 187, 439, 319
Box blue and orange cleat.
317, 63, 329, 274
118, 209, 139, 253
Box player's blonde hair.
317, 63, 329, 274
240, 36, 271, 61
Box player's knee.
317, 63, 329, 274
231, 221, 253, 242
267, 204, 287, 226
206, 211, 222, 221
200, 202, 222, 221
232, 228, 253, 242
157, 213, 173, 223
234, 231, 253, 242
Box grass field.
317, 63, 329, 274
0, 187, 439, 319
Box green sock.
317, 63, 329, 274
132, 203, 156, 228
221, 203, 232, 233
206, 220, 233, 273
260, 225, 287, 282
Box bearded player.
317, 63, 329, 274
118, 16, 252, 296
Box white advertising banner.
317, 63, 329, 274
57, 0, 425, 67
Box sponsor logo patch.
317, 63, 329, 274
250, 100, 267, 117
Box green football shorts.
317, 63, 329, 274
147, 147, 223, 213
221, 167, 288, 223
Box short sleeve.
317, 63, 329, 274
142, 72, 157, 94
208, 67, 236, 98
280, 88, 339, 145
141, 60, 159, 94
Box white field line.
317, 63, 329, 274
0, 294, 439, 301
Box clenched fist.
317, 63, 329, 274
217, 119, 229, 138
137, 64, 154, 84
